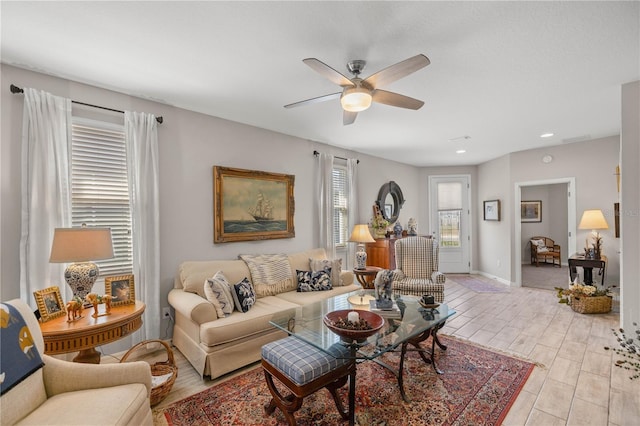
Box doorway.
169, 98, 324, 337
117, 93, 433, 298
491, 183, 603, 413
514, 177, 576, 287
429, 175, 471, 273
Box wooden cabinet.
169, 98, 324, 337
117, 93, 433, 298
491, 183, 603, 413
365, 236, 433, 270
365, 238, 400, 269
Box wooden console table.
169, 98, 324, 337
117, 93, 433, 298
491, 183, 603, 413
568, 254, 607, 286
39, 300, 145, 363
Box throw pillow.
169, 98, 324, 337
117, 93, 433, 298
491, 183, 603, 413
203, 271, 234, 318
239, 254, 296, 297
309, 258, 343, 286
296, 269, 333, 292
231, 277, 256, 313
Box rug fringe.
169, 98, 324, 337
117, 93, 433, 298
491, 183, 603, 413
441, 334, 547, 369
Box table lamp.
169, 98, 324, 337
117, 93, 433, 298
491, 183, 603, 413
349, 224, 375, 270
49, 227, 114, 300
578, 209, 609, 259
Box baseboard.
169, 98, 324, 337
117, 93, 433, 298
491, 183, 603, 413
468, 270, 513, 286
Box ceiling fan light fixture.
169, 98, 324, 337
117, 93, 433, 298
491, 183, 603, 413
340, 87, 372, 112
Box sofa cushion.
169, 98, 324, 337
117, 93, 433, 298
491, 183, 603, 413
203, 272, 234, 318
296, 269, 332, 292
275, 283, 361, 306
240, 254, 296, 297
180, 260, 251, 298
231, 277, 256, 313
199, 296, 299, 347
288, 248, 327, 274
309, 257, 343, 286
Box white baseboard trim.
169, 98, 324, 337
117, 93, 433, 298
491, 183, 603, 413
468, 270, 513, 286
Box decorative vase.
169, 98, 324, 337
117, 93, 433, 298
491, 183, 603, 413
393, 222, 403, 238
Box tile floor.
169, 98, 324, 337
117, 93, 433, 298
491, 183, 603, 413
146, 275, 639, 425
440, 277, 639, 426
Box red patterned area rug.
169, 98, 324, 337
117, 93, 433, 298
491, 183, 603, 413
160, 336, 533, 426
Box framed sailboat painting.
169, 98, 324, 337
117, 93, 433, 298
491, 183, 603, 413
213, 166, 295, 243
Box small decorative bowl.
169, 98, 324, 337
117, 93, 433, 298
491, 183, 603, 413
323, 309, 384, 343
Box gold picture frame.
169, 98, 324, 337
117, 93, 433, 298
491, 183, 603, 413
213, 166, 295, 243
33, 286, 66, 322
521, 200, 542, 223
105, 274, 135, 306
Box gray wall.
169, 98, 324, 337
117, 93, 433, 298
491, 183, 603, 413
0, 64, 420, 338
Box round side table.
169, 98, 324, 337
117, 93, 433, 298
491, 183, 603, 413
353, 266, 382, 289
39, 300, 145, 363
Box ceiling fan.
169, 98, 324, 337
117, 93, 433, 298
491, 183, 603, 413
284, 54, 430, 125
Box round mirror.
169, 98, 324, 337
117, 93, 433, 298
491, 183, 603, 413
376, 181, 405, 224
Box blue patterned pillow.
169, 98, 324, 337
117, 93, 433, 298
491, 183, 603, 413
231, 277, 256, 313
296, 268, 333, 292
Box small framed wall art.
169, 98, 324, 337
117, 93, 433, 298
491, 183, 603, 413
483, 200, 501, 221
105, 274, 135, 306
521, 200, 542, 223
33, 286, 66, 322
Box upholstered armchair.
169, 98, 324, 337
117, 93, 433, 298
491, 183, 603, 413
1, 299, 153, 426
391, 237, 446, 302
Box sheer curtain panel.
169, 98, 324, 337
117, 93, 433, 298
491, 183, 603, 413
125, 111, 160, 342
20, 88, 72, 305
317, 153, 335, 257
346, 158, 359, 268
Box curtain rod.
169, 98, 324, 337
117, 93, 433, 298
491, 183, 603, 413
10, 84, 163, 124
313, 150, 359, 164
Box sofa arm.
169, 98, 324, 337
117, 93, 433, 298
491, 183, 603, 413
168, 288, 217, 324
42, 354, 152, 397
432, 271, 446, 284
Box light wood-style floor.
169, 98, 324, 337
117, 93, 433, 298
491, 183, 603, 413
112, 277, 639, 425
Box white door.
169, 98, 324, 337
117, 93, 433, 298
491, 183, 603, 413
429, 176, 471, 273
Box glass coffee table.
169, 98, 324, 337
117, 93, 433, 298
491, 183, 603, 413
270, 290, 456, 425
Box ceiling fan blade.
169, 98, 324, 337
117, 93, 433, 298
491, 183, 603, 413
364, 54, 430, 89
372, 90, 424, 110
303, 58, 355, 87
343, 110, 358, 125
284, 92, 341, 109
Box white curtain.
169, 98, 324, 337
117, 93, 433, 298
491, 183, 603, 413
19, 88, 72, 306
125, 111, 160, 342
317, 153, 335, 257
346, 158, 359, 268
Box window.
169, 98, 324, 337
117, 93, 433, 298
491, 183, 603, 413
437, 182, 462, 247
70, 118, 133, 277
332, 165, 348, 247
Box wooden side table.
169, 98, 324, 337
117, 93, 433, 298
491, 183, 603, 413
39, 300, 145, 363
353, 266, 382, 289
568, 254, 607, 286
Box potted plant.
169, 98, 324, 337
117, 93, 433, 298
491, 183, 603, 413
370, 215, 389, 239
555, 280, 613, 314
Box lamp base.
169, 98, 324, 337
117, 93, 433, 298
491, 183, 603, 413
64, 262, 99, 301
355, 245, 367, 270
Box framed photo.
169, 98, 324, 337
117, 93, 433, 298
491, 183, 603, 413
213, 166, 295, 243
483, 200, 500, 221
33, 286, 66, 322
614, 202, 620, 238
105, 275, 135, 306
384, 204, 393, 219
521, 200, 542, 223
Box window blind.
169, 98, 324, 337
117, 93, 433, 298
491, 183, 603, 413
332, 166, 348, 247
71, 119, 133, 277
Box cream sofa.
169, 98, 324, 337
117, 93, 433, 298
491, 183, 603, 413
168, 248, 359, 379
1, 299, 153, 426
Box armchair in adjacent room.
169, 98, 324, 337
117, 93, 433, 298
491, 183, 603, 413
0, 299, 153, 426
530, 236, 561, 267
391, 236, 446, 302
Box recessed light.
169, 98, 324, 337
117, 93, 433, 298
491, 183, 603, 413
540, 133, 554, 138
456, 149, 466, 154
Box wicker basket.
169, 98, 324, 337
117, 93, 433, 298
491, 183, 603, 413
570, 295, 612, 314
120, 339, 178, 406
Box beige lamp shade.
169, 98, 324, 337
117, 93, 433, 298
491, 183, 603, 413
348, 224, 376, 243
578, 210, 609, 230
49, 227, 114, 301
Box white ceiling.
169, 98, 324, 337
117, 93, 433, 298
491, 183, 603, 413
2, 1, 638, 166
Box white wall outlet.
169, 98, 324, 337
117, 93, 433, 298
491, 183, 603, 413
162, 307, 171, 319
